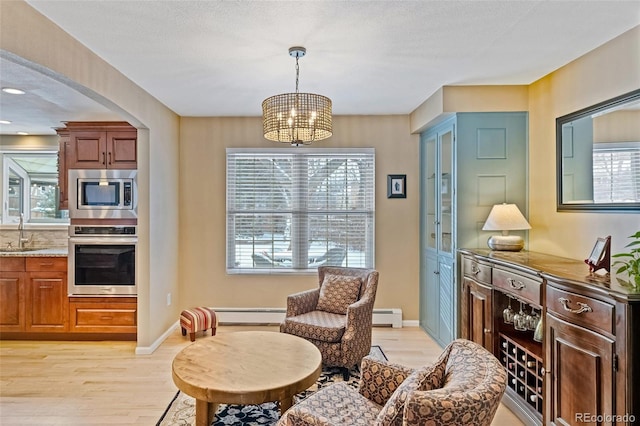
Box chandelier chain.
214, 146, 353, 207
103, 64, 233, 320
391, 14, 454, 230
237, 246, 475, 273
295, 57, 300, 94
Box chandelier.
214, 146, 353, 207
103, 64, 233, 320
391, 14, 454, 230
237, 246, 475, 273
262, 47, 332, 146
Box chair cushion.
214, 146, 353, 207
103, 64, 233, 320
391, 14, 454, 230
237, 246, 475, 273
316, 274, 362, 315
375, 346, 451, 426
280, 310, 346, 343
278, 382, 382, 426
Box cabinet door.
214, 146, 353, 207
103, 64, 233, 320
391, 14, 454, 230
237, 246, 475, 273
67, 130, 107, 169
421, 252, 439, 338
437, 256, 455, 344
106, 130, 137, 169
0, 272, 26, 332
546, 313, 615, 426
26, 272, 68, 332
461, 277, 492, 351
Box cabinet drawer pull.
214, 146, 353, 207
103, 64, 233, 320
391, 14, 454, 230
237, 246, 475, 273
471, 265, 481, 275
108, 151, 112, 165
559, 297, 593, 315
508, 278, 525, 290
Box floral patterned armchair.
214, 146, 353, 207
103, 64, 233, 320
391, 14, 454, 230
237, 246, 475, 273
280, 266, 379, 380
277, 339, 507, 426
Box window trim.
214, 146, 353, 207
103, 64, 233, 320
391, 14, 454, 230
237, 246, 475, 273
226, 147, 375, 274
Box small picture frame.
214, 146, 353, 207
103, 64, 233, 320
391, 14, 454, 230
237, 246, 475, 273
387, 174, 406, 198
584, 236, 611, 273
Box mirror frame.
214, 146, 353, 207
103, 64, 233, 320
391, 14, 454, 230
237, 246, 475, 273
556, 88, 640, 212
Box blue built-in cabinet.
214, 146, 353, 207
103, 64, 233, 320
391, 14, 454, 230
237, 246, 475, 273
419, 112, 528, 347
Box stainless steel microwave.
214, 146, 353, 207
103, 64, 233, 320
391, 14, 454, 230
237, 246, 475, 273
68, 169, 137, 219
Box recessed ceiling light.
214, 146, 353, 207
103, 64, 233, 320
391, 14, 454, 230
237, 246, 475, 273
2, 87, 26, 95
16, 131, 29, 135
0, 120, 11, 125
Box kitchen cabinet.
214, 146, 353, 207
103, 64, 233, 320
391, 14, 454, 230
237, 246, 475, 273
69, 296, 137, 337
0, 258, 26, 332
459, 249, 639, 426
0, 256, 137, 340
59, 121, 137, 170
0, 257, 68, 333
25, 257, 68, 332
419, 112, 528, 347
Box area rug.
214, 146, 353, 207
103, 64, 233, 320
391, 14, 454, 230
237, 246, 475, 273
157, 345, 387, 426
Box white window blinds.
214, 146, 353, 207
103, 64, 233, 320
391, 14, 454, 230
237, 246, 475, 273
226, 148, 375, 273
593, 142, 640, 203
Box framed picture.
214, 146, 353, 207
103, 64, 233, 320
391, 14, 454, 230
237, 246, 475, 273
387, 174, 406, 198
585, 235, 611, 273
588, 237, 607, 265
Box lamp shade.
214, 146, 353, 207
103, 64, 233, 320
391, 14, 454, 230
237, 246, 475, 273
482, 203, 531, 231
482, 203, 531, 251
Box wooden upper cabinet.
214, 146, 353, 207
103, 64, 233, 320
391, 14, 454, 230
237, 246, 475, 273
62, 122, 137, 170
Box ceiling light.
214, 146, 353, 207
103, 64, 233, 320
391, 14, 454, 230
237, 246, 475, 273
262, 47, 332, 147
2, 87, 26, 95
16, 131, 29, 135
0, 120, 11, 125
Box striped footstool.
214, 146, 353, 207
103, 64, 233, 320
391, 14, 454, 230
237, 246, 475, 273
180, 307, 218, 342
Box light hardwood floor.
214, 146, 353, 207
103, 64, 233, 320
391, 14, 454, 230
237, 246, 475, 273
0, 325, 523, 425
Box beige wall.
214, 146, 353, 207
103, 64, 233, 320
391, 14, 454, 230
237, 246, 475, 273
179, 116, 421, 319
1, 1, 181, 349
528, 25, 640, 258
2, 1, 638, 339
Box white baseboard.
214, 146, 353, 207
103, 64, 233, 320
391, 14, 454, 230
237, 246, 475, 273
213, 307, 403, 328
135, 321, 179, 355
402, 320, 419, 327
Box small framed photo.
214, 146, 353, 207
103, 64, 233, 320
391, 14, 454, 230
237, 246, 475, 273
387, 174, 406, 198
588, 237, 608, 265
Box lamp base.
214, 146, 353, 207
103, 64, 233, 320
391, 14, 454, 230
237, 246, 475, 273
487, 235, 524, 251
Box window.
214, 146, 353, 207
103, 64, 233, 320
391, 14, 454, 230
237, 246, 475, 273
2, 152, 68, 224
593, 142, 640, 203
227, 148, 375, 273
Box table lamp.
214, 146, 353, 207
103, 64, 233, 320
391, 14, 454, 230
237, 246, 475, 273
482, 203, 531, 251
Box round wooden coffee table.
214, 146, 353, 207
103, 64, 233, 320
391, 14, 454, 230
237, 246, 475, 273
171, 330, 322, 426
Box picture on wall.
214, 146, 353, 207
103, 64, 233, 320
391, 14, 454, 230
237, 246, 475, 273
387, 174, 406, 198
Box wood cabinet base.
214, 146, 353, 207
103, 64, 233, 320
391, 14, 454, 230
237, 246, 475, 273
0, 332, 136, 341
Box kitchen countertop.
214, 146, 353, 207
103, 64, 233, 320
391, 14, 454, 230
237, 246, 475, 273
0, 248, 68, 257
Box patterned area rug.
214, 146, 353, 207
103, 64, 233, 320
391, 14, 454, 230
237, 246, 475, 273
157, 346, 386, 426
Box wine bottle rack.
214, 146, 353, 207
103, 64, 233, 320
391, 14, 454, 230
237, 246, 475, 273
499, 333, 543, 416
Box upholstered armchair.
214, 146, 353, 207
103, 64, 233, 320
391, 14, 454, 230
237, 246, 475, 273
280, 266, 379, 379
277, 339, 507, 426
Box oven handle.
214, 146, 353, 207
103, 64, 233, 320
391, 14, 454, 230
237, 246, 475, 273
69, 237, 138, 245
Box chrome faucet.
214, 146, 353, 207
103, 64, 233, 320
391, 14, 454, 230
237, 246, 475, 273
18, 213, 31, 250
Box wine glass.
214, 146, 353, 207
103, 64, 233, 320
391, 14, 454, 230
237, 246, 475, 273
503, 296, 514, 324
528, 308, 540, 331
514, 301, 528, 331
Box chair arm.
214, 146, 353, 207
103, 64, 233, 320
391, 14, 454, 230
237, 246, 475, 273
285, 288, 320, 317
358, 355, 415, 406
402, 386, 505, 426
343, 297, 374, 340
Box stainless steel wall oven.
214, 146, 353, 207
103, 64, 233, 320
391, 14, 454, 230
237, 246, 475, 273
68, 225, 137, 295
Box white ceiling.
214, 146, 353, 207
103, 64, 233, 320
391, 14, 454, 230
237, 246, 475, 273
1, 1, 639, 135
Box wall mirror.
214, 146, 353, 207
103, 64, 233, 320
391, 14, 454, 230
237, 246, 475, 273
556, 89, 640, 212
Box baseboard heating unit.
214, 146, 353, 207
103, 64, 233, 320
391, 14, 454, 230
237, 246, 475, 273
212, 307, 403, 328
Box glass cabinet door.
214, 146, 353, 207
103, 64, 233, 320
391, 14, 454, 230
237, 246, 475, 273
423, 134, 437, 250
438, 129, 453, 255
